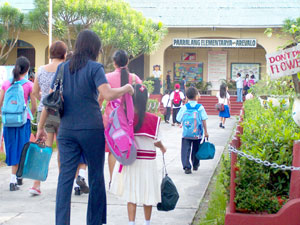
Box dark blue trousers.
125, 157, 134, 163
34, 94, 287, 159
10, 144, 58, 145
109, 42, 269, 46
56, 128, 106, 225
181, 138, 201, 170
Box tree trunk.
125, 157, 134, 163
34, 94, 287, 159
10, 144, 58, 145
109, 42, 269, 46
292, 73, 300, 97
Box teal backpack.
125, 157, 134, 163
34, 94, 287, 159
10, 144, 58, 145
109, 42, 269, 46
2, 79, 33, 127
182, 103, 202, 139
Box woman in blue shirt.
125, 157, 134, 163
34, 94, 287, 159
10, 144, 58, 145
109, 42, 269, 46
36, 30, 133, 225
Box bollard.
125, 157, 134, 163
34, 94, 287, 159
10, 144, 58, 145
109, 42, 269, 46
290, 140, 300, 200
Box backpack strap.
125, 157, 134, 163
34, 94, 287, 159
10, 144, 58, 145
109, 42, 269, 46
195, 104, 201, 110
121, 93, 134, 137
185, 103, 191, 109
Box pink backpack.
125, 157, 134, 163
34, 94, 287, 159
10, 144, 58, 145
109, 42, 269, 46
105, 93, 137, 167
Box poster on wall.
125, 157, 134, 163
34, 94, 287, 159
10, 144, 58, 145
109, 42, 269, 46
0, 66, 14, 87
208, 51, 227, 90
181, 53, 196, 61
231, 63, 260, 80
174, 62, 203, 83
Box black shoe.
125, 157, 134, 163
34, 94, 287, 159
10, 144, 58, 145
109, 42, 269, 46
74, 187, 81, 196
171, 123, 175, 126
17, 178, 23, 186
184, 168, 192, 174
10, 183, 19, 191
219, 123, 222, 128
221, 125, 225, 129
193, 166, 199, 171
76, 175, 89, 194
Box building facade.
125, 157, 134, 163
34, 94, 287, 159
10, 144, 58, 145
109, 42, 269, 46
2, 0, 300, 92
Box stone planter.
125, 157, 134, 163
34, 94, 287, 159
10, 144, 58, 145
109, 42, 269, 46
258, 95, 290, 109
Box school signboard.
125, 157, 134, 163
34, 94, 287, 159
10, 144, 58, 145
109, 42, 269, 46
266, 45, 300, 79
173, 38, 257, 48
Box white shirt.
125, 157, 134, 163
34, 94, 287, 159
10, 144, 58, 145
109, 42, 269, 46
216, 92, 230, 105
152, 70, 162, 79
170, 90, 185, 108
235, 77, 243, 89
161, 94, 171, 107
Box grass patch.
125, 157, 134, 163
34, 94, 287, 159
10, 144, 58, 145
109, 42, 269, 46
0, 152, 5, 161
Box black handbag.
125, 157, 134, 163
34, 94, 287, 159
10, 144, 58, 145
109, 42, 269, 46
42, 64, 64, 118
157, 155, 179, 211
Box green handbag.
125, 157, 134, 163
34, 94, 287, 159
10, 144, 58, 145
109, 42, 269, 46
196, 138, 215, 160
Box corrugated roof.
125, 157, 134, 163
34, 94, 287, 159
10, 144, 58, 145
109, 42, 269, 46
125, 0, 300, 28
1, 0, 300, 28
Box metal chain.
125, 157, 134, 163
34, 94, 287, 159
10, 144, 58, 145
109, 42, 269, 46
228, 145, 300, 171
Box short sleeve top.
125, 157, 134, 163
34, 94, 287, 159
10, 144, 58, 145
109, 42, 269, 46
1, 78, 33, 119
216, 92, 230, 105
103, 69, 142, 128
37, 66, 56, 112
51, 60, 108, 130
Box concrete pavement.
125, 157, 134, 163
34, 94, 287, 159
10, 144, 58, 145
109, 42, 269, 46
0, 115, 236, 225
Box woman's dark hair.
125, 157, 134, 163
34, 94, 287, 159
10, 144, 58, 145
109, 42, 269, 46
69, 30, 101, 74
112, 50, 129, 86
65, 51, 73, 61
251, 75, 255, 79
133, 84, 148, 132
164, 89, 169, 95
220, 83, 227, 98
237, 73, 241, 77
12, 56, 30, 84
50, 41, 67, 59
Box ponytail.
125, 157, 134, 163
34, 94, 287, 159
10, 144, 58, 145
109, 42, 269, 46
12, 56, 30, 84
133, 84, 148, 132
12, 65, 21, 84
121, 68, 129, 86
112, 50, 130, 86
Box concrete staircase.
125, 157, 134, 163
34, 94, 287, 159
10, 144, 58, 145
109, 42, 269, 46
150, 94, 243, 116
199, 95, 243, 116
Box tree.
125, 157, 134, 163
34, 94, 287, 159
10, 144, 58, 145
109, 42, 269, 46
0, 3, 25, 64
29, 0, 167, 69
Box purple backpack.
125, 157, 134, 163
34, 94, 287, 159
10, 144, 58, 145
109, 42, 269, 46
105, 93, 137, 167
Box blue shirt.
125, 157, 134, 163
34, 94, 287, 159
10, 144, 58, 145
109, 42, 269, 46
51, 60, 108, 130
176, 101, 208, 123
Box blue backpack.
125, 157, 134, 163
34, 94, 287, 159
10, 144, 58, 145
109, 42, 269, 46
182, 103, 202, 139
2, 79, 33, 127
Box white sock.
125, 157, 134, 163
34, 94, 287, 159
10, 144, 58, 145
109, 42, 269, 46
10, 174, 17, 183
74, 179, 79, 188
144, 220, 150, 225
78, 169, 86, 179
128, 222, 135, 225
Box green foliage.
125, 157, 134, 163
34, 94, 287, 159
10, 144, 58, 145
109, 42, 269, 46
0, 152, 5, 162
0, 3, 25, 64
186, 81, 212, 92
143, 79, 154, 95
250, 76, 295, 97
234, 98, 300, 213
146, 99, 159, 114
219, 79, 236, 90
199, 155, 229, 225
30, 0, 167, 69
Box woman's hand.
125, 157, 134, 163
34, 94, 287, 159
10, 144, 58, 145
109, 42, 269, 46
36, 127, 47, 143
204, 131, 209, 139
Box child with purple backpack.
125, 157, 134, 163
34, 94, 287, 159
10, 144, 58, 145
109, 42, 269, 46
110, 84, 167, 225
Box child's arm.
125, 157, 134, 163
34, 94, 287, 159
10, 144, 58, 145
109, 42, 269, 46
154, 141, 167, 154
202, 120, 209, 138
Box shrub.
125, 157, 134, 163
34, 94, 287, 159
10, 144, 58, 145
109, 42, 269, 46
234, 98, 300, 213
147, 99, 160, 114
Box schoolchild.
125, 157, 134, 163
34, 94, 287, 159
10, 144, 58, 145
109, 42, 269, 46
110, 84, 167, 225
170, 83, 185, 126
161, 89, 171, 123
217, 83, 231, 129
0, 56, 37, 191
176, 87, 209, 174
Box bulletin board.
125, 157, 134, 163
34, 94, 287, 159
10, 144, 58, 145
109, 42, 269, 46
174, 62, 203, 82
231, 63, 261, 80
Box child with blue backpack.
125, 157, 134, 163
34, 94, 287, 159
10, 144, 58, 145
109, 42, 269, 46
176, 87, 209, 174
0, 56, 36, 191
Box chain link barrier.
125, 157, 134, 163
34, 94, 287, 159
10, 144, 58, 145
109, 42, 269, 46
228, 145, 300, 171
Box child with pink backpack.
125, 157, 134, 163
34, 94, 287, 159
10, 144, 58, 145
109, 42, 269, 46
110, 84, 167, 225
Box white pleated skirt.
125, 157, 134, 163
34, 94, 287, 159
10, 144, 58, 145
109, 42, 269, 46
110, 158, 161, 206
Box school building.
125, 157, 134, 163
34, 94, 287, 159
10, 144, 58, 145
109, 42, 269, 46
2, 0, 300, 93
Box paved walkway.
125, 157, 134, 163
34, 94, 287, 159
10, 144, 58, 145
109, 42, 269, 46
0, 115, 236, 225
